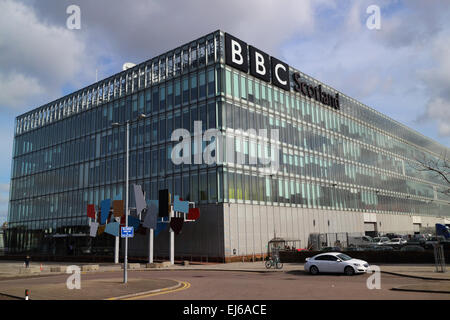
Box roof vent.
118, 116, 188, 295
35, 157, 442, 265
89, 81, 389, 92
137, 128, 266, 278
122, 62, 136, 71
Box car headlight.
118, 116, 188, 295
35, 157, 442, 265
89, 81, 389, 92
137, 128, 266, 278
353, 263, 360, 267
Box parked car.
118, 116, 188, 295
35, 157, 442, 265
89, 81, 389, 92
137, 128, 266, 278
412, 234, 428, 243
385, 233, 403, 239
400, 245, 425, 252
385, 238, 407, 246
373, 237, 390, 245
320, 246, 342, 252
305, 252, 369, 275
424, 236, 448, 249
348, 236, 374, 247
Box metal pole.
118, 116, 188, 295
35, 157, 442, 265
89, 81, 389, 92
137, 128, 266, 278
124, 121, 129, 283
114, 217, 119, 263
170, 207, 174, 265
149, 228, 154, 264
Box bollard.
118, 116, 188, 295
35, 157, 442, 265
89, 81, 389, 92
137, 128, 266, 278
25, 289, 30, 300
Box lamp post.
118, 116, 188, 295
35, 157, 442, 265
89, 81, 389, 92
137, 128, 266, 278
112, 113, 147, 284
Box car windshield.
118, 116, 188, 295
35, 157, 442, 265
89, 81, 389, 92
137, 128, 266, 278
337, 254, 352, 261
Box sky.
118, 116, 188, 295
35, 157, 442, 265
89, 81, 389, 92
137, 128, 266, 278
0, 0, 449, 224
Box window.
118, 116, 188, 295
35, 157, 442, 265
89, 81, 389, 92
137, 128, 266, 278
159, 85, 166, 111
182, 174, 190, 201
208, 102, 216, 129
207, 68, 215, 97
199, 42, 206, 66
151, 118, 158, 144
190, 172, 198, 202
183, 109, 190, 130
167, 82, 173, 109
228, 171, 235, 200
145, 119, 151, 145
182, 76, 189, 104
175, 80, 181, 106
191, 73, 198, 101
182, 49, 189, 71
191, 44, 197, 69
200, 171, 207, 201
241, 76, 247, 100
233, 73, 239, 98
159, 117, 166, 142
208, 170, 217, 202
225, 69, 232, 96
159, 147, 165, 173
199, 71, 206, 99
167, 114, 173, 142
151, 149, 158, 175
315, 255, 336, 261
190, 106, 198, 132
152, 87, 159, 112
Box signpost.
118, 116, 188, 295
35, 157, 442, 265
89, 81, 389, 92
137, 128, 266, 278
121, 226, 134, 238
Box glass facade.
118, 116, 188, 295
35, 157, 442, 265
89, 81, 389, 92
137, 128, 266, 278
219, 65, 450, 213
5, 30, 450, 255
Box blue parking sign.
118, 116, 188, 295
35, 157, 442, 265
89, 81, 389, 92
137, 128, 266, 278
121, 226, 134, 238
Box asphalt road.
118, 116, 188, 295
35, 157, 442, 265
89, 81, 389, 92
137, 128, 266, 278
0, 269, 449, 300
130, 270, 450, 300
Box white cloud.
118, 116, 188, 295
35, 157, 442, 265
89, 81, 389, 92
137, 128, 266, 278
0, 183, 9, 224
0, 0, 96, 111
25, 0, 320, 60
0, 73, 44, 108
417, 32, 450, 139
424, 98, 450, 137
280, 0, 450, 145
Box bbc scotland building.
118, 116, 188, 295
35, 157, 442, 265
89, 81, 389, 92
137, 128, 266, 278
5, 30, 450, 261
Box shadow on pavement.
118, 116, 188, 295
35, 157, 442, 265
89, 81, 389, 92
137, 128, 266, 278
285, 270, 367, 277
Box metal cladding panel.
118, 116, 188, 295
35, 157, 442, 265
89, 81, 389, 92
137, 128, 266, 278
100, 199, 111, 225
237, 204, 247, 256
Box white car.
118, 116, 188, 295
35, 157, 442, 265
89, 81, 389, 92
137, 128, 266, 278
385, 238, 407, 246
304, 252, 369, 275
373, 237, 390, 245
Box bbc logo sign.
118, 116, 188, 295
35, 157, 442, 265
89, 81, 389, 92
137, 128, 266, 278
224, 32, 340, 111
225, 33, 290, 91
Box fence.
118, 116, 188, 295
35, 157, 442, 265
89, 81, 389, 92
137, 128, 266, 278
307, 230, 438, 251
307, 232, 366, 250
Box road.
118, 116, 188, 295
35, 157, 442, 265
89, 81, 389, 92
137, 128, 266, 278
129, 270, 450, 300
0, 269, 449, 300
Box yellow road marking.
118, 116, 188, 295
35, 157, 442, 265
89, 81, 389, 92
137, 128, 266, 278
122, 281, 190, 300
108, 280, 191, 300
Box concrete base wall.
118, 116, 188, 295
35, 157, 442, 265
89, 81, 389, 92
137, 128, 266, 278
125, 204, 225, 260
223, 204, 448, 259
126, 202, 447, 261
223, 204, 365, 258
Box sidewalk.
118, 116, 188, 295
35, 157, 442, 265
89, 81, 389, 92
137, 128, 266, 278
377, 264, 450, 281
0, 276, 179, 300
1, 260, 449, 279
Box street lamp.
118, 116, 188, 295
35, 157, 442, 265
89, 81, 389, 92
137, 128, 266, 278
112, 113, 147, 284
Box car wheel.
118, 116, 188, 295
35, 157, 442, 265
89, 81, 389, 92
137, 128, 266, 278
344, 266, 355, 276
309, 265, 319, 275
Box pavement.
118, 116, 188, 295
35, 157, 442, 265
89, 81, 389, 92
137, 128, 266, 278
0, 276, 179, 300
0, 260, 449, 299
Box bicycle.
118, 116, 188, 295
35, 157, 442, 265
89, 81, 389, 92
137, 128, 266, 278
264, 256, 283, 269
